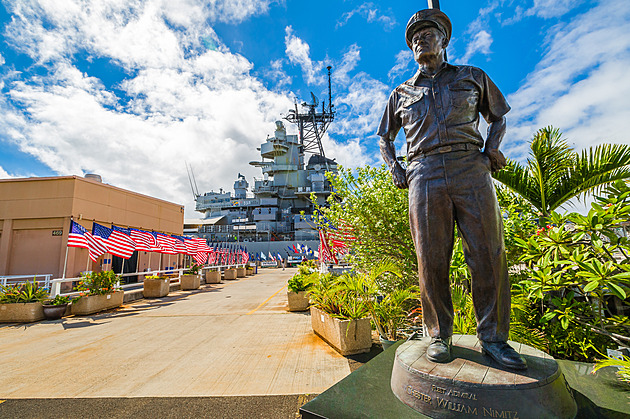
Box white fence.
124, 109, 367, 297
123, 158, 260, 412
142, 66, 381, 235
0, 274, 53, 291
2, 264, 247, 298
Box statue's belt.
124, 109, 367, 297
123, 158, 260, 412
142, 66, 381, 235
417, 143, 480, 158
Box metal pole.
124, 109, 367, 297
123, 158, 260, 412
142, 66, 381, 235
427, 0, 440, 8
61, 243, 70, 279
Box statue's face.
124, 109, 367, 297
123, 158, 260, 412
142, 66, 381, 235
411, 26, 445, 63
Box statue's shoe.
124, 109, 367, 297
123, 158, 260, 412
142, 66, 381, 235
426, 336, 451, 363
481, 341, 528, 370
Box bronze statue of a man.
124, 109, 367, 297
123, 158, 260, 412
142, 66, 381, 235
378, 9, 527, 370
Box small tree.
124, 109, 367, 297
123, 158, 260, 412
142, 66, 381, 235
313, 165, 417, 288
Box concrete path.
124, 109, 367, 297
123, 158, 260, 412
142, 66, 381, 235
0, 268, 352, 400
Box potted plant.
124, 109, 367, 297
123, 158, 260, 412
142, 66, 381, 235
0, 279, 47, 323
143, 274, 170, 298
348, 262, 421, 350
245, 263, 255, 276
224, 267, 237, 280
71, 271, 124, 315
42, 295, 70, 320
287, 261, 316, 312
181, 264, 201, 290
308, 272, 372, 356
205, 269, 221, 284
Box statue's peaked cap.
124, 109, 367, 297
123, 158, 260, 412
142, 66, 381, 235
405, 9, 452, 49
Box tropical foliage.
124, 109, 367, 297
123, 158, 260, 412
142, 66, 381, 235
340, 261, 421, 341
311, 130, 630, 366
308, 272, 369, 320
288, 260, 318, 293
315, 165, 417, 288
0, 279, 48, 303
493, 126, 630, 222
75, 270, 120, 297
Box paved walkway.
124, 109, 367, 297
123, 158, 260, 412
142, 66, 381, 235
0, 268, 353, 404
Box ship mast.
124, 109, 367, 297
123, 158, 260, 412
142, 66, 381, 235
284, 66, 335, 167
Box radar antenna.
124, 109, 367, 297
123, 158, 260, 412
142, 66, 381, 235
284, 66, 335, 162
186, 162, 200, 200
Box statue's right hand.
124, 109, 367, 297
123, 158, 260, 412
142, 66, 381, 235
391, 164, 408, 189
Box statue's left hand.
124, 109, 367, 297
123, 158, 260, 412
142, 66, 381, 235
484, 149, 507, 172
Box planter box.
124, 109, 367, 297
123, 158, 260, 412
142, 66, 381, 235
0, 302, 45, 323
246, 268, 254, 276
181, 274, 200, 290
310, 306, 372, 356
143, 278, 170, 298
236, 267, 246, 278
224, 268, 237, 280
287, 290, 310, 312
205, 270, 221, 284
72, 291, 124, 316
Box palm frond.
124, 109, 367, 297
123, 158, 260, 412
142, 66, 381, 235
548, 143, 630, 211
493, 159, 542, 212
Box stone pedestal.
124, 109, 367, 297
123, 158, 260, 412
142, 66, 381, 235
390, 335, 577, 418
236, 267, 246, 278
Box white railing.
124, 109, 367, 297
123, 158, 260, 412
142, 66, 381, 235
49, 264, 247, 297
0, 274, 53, 291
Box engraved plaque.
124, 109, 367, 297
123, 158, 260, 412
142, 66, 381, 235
390, 335, 577, 418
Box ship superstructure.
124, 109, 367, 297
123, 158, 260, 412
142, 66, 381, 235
189, 68, 338, 247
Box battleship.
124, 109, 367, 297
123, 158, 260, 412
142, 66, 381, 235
184, 67, 338, 258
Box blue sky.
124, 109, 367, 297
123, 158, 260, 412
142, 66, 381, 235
1, 0, 629, 217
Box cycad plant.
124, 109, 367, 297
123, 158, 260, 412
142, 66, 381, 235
493, 126, 630, 223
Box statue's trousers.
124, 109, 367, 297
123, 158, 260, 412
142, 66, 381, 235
407, 149, 510, 342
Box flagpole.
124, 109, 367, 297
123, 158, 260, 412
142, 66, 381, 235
62, 219, 71, 279
121, 258, 125, 276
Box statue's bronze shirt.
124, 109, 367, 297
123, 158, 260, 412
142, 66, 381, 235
377, 63, 510, 162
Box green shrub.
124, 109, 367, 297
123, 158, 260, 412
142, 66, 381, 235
75, 271, 120, 297
0, 279, 48, 303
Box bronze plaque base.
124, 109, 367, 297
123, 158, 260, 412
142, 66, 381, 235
391, 335, 577, 418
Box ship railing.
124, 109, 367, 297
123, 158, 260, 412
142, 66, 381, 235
47, 264, 247, 297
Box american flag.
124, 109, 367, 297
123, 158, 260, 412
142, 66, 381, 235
172, 236, 187, 254
154, 232, 178, 254
68, 220, 108, 262
193, 251, 208, 265
183, 237, 198, 256
92, 223, 136, 259
318, 229, 338, 264
208, 246, 217, 264
129, 228, 161, 252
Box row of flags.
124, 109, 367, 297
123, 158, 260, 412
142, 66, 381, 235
286, 243, 315, 256
67, 220, 249, 266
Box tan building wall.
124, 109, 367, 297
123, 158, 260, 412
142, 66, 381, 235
0, 176, 184, 279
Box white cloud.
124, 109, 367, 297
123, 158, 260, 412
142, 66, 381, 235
333, 72, 390, 141
284, 26, 325, 86
0, 53, 5, 66
505, 0, 630, 159
527, 0, 584, 19
456, 30, 493, 64
0, 0, 294, 217
264, 59, 292, 87
0, 165, 16, 179
336, 2, 396, 31
387, 49, 414, 82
